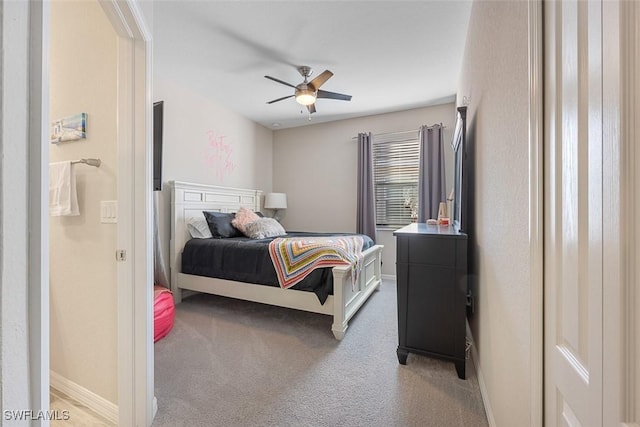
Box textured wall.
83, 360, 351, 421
0, 0, 31, 413
154, 78, 273, 190
272, 103, 455, 276
49, 0, 119, 404
153, 77, 274, 283
457, 0, 531, 424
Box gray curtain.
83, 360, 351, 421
154, 191, 170, 288
356, 132, 377, 242
418, 124, 446, 222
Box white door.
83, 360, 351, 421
544, 0, 604, 425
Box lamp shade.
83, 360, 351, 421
264, 193, 287, 210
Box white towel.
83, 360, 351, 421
49, 161, 80, 216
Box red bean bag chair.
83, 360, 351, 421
154, 285, 175, 342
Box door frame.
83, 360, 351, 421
28, 0, 154, 425
611, 1, 639, 425
528, 1, 543, 426
624, 1, 640, 420
29, 0, 51, 417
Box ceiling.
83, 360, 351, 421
153, 1, 472, 129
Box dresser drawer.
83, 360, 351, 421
397, 235, 456, 267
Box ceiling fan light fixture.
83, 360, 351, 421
295, 85, 316, 106
265, 67, 350, 113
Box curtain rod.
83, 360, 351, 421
351, 124, 445, 140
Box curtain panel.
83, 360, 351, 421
356, 132, 377, 242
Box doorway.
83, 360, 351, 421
48, 2, 120, 422
29, 0, 154, 425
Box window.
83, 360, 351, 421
372, 131, 420, 227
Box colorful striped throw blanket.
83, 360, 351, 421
268, 236, 365, 289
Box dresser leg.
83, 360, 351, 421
397, 348, 408, 365
455, 360, 466, 379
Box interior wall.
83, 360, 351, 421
457, 0, 531, 425
0, 0, 31, 412
272, 103, 455, 277
153, 77, 274, 284
49, 0, 119, 404
154, 78, 273, 190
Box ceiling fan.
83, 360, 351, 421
265, 66, 352, 114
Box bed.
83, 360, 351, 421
169, 181, 384, 340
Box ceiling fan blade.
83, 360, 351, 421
267, 94, 295, 104
317, 89, 352, 101
307, 103, 316, 114
264, 75, 297, 88
309, 70, 333, 90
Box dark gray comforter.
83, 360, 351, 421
181, 232, 374, 304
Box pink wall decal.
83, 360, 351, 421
203, 130, 238, 182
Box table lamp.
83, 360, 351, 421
264, 192, 287, 221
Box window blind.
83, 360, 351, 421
372, 131, 420, 227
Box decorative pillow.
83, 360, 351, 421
232, 207, 262, 235
244, 217, 287, 239
186, 216, 213, 239
202, 211, 243, 238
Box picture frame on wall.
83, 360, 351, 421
50, 112, 87, 144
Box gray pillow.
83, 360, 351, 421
202, 211, 243, 238
244, 218, 286, 239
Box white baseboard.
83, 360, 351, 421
50, 370, 118, 424
381, 274, 397, 281
466, 321, 497, 427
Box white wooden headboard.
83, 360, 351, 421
169, 181, 263, 291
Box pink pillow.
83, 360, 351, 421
232, 207, 261, 235
154, 286, 175, 342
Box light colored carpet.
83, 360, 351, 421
153, 279, 488, 427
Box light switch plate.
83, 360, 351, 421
100, 200, 118, 223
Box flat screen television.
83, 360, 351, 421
451, 106, 468, 232
153, 101, 164, 191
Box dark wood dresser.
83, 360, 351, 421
394, 223, 468, 379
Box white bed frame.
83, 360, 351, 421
169, 181, 383, 340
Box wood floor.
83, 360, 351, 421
50, 388, 115, 426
